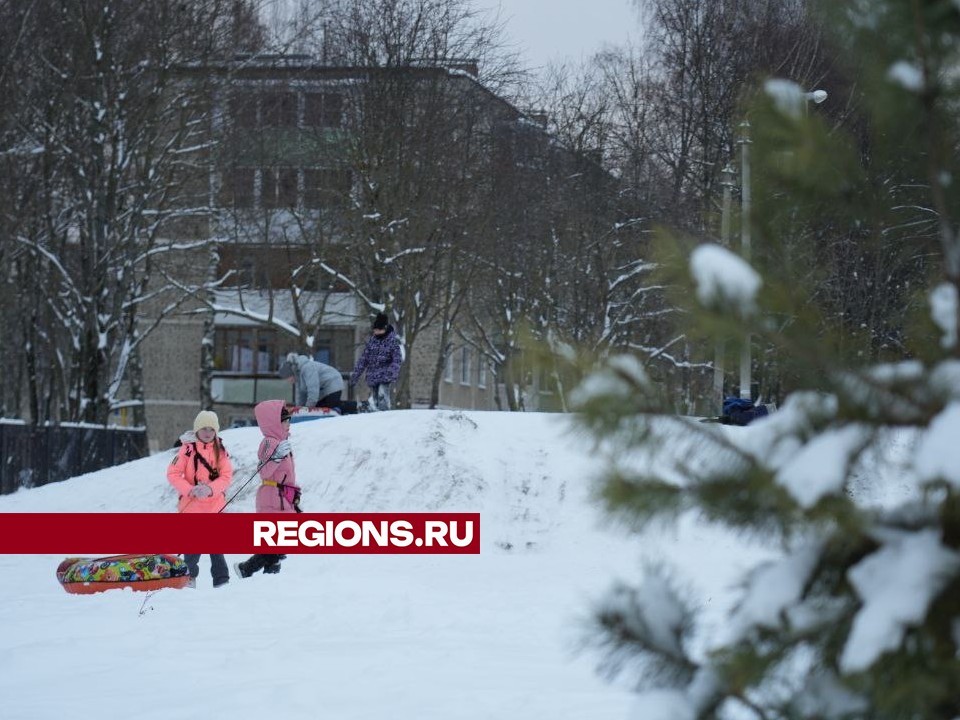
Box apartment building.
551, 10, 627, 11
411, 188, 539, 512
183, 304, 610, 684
140, 56, 545, 448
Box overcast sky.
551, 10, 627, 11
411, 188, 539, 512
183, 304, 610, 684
267, 1, 641, 72
477, 0, 640, 70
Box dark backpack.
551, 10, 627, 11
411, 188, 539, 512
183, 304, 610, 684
721, 397, 769, 426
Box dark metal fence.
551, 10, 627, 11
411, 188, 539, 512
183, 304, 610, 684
0, 422, 148, 495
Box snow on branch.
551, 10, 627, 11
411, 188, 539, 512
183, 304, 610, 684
594, 569, 698, 686
315, 261, 383, 312
382, 246, 427, 264
690, 244, 761, 317
840, 529, 960, 673
929, 282, 958, 349
187, 303, 300, 337
13, 235, 84, 307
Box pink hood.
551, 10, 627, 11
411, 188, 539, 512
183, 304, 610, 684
255, 399, 288, 442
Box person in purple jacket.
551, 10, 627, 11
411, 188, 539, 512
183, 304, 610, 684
349, 312, 403, 411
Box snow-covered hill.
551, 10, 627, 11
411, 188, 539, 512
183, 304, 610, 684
0, 411, 588, 532
0, 409, 919, 720
0, 410, 661, 720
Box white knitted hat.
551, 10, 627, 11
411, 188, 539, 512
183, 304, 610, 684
193, 410, 220, 433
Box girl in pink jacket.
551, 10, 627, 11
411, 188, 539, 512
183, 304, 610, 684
167, 410, 233, 587
167, 410, 234, 513
235, 400, 301, 578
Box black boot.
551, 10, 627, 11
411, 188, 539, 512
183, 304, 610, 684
235, 554, 283, 577
263, 554, 285, 574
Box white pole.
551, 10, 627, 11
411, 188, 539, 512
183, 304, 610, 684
714, 165, 735, 406
739, 120, 752, 401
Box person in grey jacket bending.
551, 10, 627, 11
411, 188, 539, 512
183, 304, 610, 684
278, 353, 345, 408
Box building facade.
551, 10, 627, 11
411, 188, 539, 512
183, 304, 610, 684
139, 57, 545, 449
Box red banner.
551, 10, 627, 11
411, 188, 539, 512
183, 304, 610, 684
0, 513, 481, 554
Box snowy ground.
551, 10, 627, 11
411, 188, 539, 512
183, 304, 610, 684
0, 409, 886, 720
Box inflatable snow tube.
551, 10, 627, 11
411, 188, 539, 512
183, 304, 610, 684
288, 405, 341, 423
56, 554, 190, 595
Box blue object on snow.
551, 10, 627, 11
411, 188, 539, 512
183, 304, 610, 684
721, 396, 769, 426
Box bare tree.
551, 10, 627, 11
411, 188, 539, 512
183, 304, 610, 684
567, 0, 840, 409
0, 0, 267, 426
307, 0, 525, 407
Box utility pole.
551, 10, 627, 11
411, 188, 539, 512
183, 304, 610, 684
739, 120, 752, 400
714, 164, 736, 407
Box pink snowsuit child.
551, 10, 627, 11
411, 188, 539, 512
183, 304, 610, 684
253, 399, 300, 513
235, 400, 301, 578
166, 409, 234, 587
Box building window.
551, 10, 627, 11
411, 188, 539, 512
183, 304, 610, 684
262, 168, 299, 209
444, 351, 453, 383
536, 366, 555, 395
460, 347, 471, 386
305, 92, 343, 128
477, 360, 486, 389
215, 327, 295, 375
211, 376, 294, 405
236, 258, 268, 289
213, 327, 299, 405
238, 258, 254, 286
313, 345, 331, 365
221, 167, 351, 211
229, 93, 257, 129
223, 167, 255, 208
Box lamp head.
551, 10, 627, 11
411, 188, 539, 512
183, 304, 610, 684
720, 164, 736, 187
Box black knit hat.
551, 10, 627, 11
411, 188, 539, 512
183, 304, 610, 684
372, 313, 389, 330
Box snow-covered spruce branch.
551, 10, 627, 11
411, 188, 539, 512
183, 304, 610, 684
593, 570, 699, 688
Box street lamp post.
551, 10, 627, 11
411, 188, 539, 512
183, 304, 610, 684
740, 90, 827, 400
738, 120, 752, 401
735, 89, 826, 403
714, 164, 737, 406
